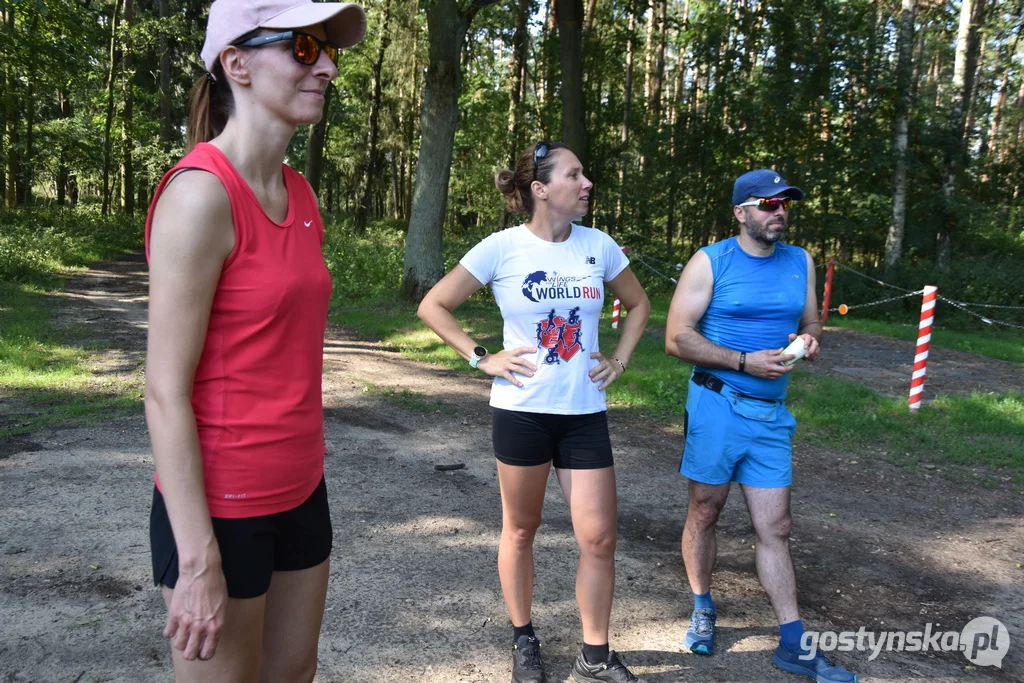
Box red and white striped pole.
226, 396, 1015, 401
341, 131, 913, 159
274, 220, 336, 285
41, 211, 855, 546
611, 247, 628, 329
908, 285, 938, 411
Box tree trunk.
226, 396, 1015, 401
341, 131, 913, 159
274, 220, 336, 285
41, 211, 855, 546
937, 0, 986, 270
507, 0, 531, 166
102, 0, 122, 216
56, 89, 73, 205
305, 84, 333, 198
401, 0, 497, 302
986, 10, 1022, 160
158, 0, 173, 152
556, 0, 585, 166
615, 3, 636, 232
883, 0, 917, 272
122, 0, 135, 215
356, 0, 393, 231
4, 6, 16, 208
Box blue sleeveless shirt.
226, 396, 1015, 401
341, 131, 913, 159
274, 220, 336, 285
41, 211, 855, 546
695, 236, 807, 400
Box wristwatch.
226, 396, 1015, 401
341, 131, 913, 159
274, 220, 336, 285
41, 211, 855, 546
469, 346, 488, 369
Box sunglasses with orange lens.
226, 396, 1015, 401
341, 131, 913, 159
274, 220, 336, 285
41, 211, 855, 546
236, 31, 339, 67
738, 197, 792, 212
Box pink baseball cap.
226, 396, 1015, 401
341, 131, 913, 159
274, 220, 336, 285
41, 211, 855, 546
201, 0, 367, 72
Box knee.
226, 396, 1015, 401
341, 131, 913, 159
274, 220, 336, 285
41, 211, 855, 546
687, 498, 725, 532
579, 527, 617, 561
755, 513, 792, 542
504, 517, 542, 549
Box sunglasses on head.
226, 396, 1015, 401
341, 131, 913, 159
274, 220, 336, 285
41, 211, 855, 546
532, 141, 551, 181
738, 197, 791, 212
235, 31, 339, 67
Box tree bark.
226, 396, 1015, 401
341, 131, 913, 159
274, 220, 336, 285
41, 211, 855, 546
507, 0, 531, 166
937, 0, 987, 270
4, 6, 16, 208
356, 0, 393, 231
121, 0, 135, 215
401, 0, 498, 302
615, 3, 636, 232
305, 84, 333, 198
883, 0, 917, 272
158, 0, 173, 152
102, 0, 122, 216
986, 8, 1022, 160
556, 0, 585, 166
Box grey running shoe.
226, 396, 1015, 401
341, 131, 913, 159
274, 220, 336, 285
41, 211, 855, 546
685, 607, 716, 655
570, 650, 647, 683
512, 635, 545, 683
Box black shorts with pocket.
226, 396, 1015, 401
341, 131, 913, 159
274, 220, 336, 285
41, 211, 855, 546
150, 477, 332, 599
492, 407, 614, 469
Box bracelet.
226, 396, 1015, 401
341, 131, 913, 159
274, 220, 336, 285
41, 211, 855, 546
613, 357, 627, 373
738, 352, 746, 373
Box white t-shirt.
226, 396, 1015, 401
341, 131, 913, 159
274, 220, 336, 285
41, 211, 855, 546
460, 224, 629, 415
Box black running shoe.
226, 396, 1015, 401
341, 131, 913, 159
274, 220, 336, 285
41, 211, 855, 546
570, 650, 647, 683
512, 635, 545, 683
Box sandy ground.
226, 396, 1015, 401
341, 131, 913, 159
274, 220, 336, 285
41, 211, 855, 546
1, 254, 1022, 683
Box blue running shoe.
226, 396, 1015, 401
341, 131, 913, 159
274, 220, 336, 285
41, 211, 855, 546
684, 608, 716, 655
772, 645, 858, 683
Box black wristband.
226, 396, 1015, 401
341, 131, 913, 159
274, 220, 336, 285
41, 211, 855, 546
738, 352, 746, 373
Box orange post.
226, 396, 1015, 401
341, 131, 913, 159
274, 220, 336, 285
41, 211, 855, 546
820, 257, 836, 324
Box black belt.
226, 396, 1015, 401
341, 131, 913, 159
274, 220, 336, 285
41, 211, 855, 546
691, 371, 779, 404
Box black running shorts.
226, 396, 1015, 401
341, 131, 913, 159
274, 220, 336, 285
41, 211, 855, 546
150, 477, 332, 599
492, 408, 614, 469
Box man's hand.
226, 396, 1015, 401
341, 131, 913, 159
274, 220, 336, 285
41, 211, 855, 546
789, 332, 820, 361
743, 348, 796, 380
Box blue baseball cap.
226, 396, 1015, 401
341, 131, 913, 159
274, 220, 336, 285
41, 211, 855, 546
732, 169, 804, 205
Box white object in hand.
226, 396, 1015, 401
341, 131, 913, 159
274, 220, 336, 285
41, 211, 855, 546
781, 336, 806, 366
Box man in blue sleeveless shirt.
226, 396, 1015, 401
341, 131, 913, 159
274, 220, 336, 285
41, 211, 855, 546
665, 170, 858, 683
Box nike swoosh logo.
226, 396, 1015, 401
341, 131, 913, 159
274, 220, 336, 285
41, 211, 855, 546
304, 220, 312, 227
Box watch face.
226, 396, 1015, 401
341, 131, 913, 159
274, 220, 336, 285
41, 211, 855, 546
473, 346, 487, 358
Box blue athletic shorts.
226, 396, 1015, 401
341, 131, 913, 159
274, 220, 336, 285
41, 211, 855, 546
679, 377, 796, 488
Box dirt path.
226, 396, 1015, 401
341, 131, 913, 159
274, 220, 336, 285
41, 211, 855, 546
1, 255, 1022, 683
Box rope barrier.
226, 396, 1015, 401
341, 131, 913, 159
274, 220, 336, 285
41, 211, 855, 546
827, 289, 924, 313
936, 295, 1024, 331
631, 252, 679, 284
937, 297, 1024, 311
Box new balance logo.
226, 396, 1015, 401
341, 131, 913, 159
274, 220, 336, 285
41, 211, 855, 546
585, 256, 596, 264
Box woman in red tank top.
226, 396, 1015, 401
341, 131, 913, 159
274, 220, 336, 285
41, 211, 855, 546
144, 2, 365, 680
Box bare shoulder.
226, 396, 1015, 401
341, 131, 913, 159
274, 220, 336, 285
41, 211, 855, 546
150, 170, 233, 260
681, 249, 712, 284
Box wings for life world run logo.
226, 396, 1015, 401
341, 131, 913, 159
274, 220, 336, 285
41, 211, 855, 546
521, 270, 601, 303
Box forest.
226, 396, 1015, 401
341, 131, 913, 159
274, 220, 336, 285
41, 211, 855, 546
1, 0, 1022, 312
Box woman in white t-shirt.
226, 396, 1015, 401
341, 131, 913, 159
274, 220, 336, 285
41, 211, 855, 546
418, 141, 650, 683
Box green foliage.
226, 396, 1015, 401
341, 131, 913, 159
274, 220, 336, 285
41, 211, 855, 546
0, 207, 142, 286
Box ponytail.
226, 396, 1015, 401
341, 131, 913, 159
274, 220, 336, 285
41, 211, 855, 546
185, 63, 233, 151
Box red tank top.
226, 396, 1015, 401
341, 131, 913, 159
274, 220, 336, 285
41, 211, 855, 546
145, 143, 332, 518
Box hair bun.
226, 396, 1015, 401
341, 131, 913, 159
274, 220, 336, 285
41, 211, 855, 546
494, 169, 516, 196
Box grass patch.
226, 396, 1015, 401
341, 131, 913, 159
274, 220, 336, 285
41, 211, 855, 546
363, 383, 457, 415
826, 316, 1024, 365
0, 207, 145, 437
0, 282, 142, 438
